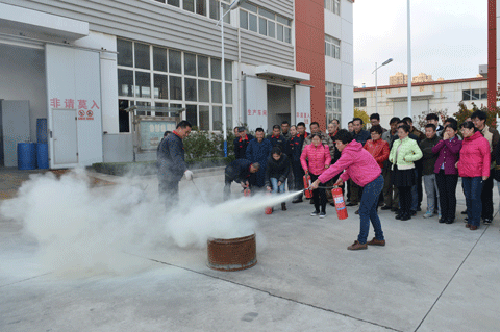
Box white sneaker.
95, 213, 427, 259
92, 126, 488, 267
319, 212, 326, 219
423, 211, 434, 219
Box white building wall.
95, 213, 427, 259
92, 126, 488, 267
74, 31, 119, 134
324, 0, 353, 128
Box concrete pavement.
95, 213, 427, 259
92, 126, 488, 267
1, 169, 499, 332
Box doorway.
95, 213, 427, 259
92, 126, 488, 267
267, 85, 291, 132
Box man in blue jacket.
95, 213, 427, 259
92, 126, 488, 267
223, 159, 260, 200
157, 121, 193, 203
246, 128, 272, 189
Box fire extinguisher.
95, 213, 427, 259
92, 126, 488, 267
303, 173, 312, 199
244, 187, 251, 197
265, 191, 273, 214
331, 187, 348, 220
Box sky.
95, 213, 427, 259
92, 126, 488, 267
353, 0, 487, 88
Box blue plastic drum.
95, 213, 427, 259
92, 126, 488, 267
36, 119, 48, 144
18, 143, 36, 170
36, 143, 49, 169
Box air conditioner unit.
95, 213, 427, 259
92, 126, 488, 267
479, 64, 487, 77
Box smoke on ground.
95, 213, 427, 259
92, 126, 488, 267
0, 170, 294, 277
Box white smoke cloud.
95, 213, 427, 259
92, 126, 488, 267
0, 170, 293, 277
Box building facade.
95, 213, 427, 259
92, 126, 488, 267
354, 77, 487, 128
0, 0, 353, 168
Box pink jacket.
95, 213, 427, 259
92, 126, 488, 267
319, 140, 381, 187
300, 144, 331, 176
457, 131, 491, 178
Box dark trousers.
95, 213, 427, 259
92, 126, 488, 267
382, 167, 399, 208
347, 179, 351, 201
398, 186, 412, 218
158, 177, 179, 207
463, 177, 483, 227
350, 180, 362, 204
310, 173, 327, 213
293, 160, 305, 198
481, 173, 494, 220
417, 167, 423, 208
435, 171, 458, 221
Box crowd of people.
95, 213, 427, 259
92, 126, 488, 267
158, 110, 500, 250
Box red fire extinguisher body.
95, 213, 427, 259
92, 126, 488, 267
331, 187, 348, 220
303, 174, 312, 199
265, 192, 273, 214
244, 188, 251, 197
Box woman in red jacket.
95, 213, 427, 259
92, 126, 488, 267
364, 125, 390, 209
300, 134, 331, 218
456, 121, 491, 230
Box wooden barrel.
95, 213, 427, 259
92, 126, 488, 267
207, 234, 257, 272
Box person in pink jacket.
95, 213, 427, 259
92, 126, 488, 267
457, 121, 491, 230
301, 133, 331, 218
310, 130, 384, 251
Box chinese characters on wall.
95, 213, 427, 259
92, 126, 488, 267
50, 98, 99, 121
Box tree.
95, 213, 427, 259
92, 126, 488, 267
353, 108, 369, 129
453, 102, 499, 128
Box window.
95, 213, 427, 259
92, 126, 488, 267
326, 82, 341, 124
325, 0, 340, 16
239, 4, 292, 44
117, 38, 232, 131
209, 0, 230, 23
325, 35, 340, 59
153, 47, 168, 72
462, 88, 487, 101
183, 0, 194, 12
354, 98, 367, 107
161, 0, 229, 22
134, 43, 150, 70
117, 40, 133, 67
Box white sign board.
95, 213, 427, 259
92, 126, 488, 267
295, 85, 311, 125
244, 76, 268, 131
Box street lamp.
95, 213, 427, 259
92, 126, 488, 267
407, 0, 411, 118
372, 58, 393, 115
217, 0, 245, 157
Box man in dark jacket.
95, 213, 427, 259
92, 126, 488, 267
157, 121, 193, 203
347, 118, 370, 206
267, 125, 288, 154
233, 127, 254, 159
471, 109, 500, 224
291, 122, 309, 203
281, 121, 292, 140
419, 124, 441, 218
351, 118, 370, 147
246, 128, 272, 189
224, 159, 259, 201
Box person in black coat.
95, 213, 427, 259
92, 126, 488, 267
265, 147, 291, 210
233, 127, 254, 159
223, 159, 260, 201
267, 125, 288, 154
291, 122, 309, 203
157, 121, 193, 204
